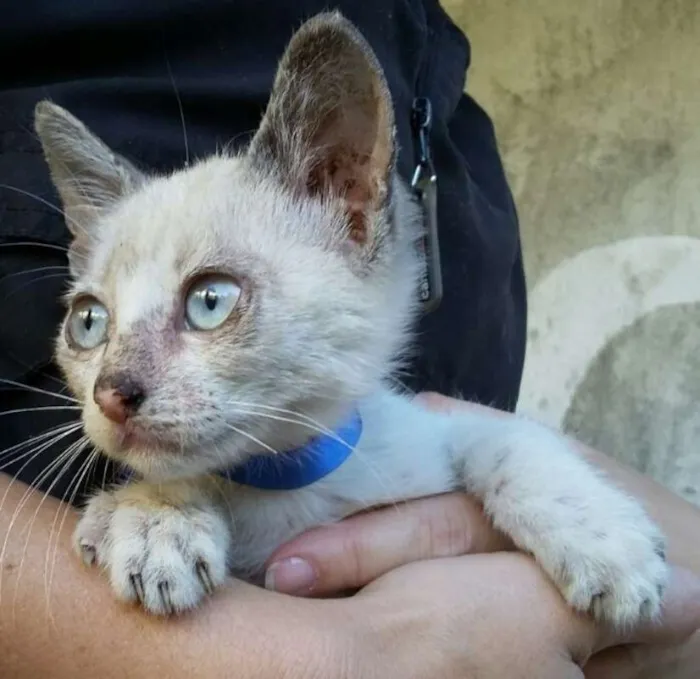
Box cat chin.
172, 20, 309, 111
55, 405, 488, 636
120, 450, 214, 482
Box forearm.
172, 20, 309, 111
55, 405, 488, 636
0, 473, 352, 679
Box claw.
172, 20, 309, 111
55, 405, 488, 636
196, 559, 214, 595
129, 573, 145, 605
79, 541, 97, 567
640, 597, 656, 619
158, 580, 174, 615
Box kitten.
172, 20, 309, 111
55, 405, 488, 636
35, 12, 666, 625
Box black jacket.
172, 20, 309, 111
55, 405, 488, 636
0, 0, 526, 501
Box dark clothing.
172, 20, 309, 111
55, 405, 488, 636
0, 0, 526, 501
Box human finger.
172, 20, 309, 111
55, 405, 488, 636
264, 492, 512, 596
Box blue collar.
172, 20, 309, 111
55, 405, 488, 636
217, 409, 362, 490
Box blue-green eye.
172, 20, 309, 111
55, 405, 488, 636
185, 275, 241, 330
67, 297, 110, 349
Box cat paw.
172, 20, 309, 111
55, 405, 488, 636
547, 506, 668, 629
74, 489, 230, 615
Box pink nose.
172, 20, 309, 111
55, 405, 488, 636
93, 376, 145, 424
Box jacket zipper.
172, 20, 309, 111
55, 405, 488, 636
411, 96, 443, 314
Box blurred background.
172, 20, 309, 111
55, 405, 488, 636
443, 0, 700, 505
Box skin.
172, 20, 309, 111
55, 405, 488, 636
1, 395, 699, 678
269, 394, 700, 678
0, 470, 352, 679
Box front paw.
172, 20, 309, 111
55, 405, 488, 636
462, 421, 670, 628
541, 499, 668, 629
74, 487, 230, 615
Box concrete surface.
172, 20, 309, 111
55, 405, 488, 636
443, 0, 700, 504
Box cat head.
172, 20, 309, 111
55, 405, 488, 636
36, 12, 420, 480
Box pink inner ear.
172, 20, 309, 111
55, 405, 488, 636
308, 141, 379, 245
329, 155, 375, 244
299, 82, 392, 246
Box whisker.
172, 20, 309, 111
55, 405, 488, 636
34, 369, 74, 392
0, 424, 82, 472
221, 127, 257, 155
164, 51, 190, 167
0, 265, 70, 282
15, 445, 88, 629
0, 445, 68, 478
225, 400, 341, 438
0, 421, 82, 464
0, 379, 81, 403
0, 436, 86, 609
99, 453, 111, 493
2, 272, 70, 300
0, 405, 81, 418
0, 354, 73, 393
0, 184, 83, 234
225, 404, 399, 504
45, 442, 96, 622
0, 241, 69, 255
222, 423, 280, 457
8, 437, 89, 618
228, 407, 335, 439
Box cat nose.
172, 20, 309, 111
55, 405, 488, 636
93, 374, 146, 424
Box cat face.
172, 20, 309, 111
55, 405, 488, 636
35, 13, 420, 480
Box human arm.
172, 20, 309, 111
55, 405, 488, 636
0, 469, 649, 679
0, 471, 353, 679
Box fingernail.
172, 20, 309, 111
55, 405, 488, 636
265, 557, 317, 595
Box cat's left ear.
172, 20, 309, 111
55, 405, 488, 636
34, 101, 145, 263
248, 12, 395, 244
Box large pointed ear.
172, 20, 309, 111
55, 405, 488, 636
248, 12, 395, 244
34, 101, 145, 254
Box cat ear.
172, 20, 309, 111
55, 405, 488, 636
34, 101, 145, 248
248, 12, 395, 244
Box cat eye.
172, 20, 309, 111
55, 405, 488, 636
66, 297, 110, 350
185, 275, 241, 331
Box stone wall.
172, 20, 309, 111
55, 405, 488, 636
443, 0, 700, 504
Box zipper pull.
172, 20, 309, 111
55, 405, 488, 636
411, 97, 443, 314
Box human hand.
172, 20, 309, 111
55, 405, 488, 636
265, 393, 700, 678
353, 553, 699, 679
268, 493, 700, 678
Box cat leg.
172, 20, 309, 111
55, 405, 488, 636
447, 410, 668, 629
74, 480, 230, 615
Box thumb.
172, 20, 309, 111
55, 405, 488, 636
263, 492, 512, 596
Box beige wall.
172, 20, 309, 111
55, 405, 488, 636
443, 0, 700, 504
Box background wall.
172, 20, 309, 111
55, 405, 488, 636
442, 0, 700, 505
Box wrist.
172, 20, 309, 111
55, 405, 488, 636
339, 593, 431, 679
142, 589, 367, 679
284, 602, 366, 679
310, 600, 382, 679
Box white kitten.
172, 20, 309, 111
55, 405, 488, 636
35, 12, 667, 627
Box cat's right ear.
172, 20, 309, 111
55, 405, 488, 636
34, 101, 145, 263
248, 13, 395, 248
